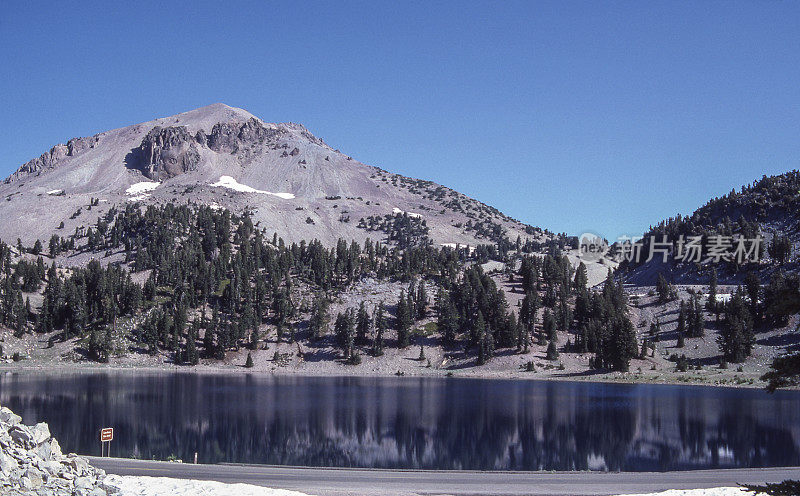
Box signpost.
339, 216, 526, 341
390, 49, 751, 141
100, 428, 113, 457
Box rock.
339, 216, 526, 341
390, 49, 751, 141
31, 422, 51, 445
0, 406, 110, 495
207, 118, 281, 154
0, 451, 18, 475
130, 126, 201, 180
0, 406, 22, 426
37, 459, 61, 475
74, 476, 93, 489
64, 455, 90, 476
23, 467, 44, 489
34, 437, 63, 461
9, 425, 33, 445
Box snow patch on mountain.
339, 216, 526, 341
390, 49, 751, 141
126, 181, 161, 195
393, 207, 422, 218
211, 176, 295, 199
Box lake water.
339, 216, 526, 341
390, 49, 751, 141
1, 371, 798, 471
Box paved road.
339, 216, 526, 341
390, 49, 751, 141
87, 457, 800, 495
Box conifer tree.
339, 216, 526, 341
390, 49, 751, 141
309, 293, 330, 340
373, 302, 386, 356
574, 262, 588, 293
743, 271, 761, 325
543, 310, 556, 343
356, 301, 370, 345
718, 288, 755, 363
415, 283, 427, 320
396, 291, 411, 348
546, 339, 559, 360
688, 294, 705, 338
436, 287, 458, 345
706, 268, 720, 321
186, 321, 200, 365
656, 273, 675, 303
475, 311, 488, 365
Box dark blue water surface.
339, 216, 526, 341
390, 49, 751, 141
1, 371, 798, 471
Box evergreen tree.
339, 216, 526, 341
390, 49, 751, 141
518, 290, 538, 353
475, 311, 488, 365
249, 327, 260, 351
743, 271, 761, 325
688, 294, 705, 338
574, 262, 588, 293
309, 293, 330, 340
334, 309, 355, 357
396, 291, 411, 348
543, 310, 556, 343
546, 339, 559, 360
656, 273, 676, 303
100, 328, 113, 363
373, 302, 386, 356
436, 286, 458, 345
186, 321, 200, 365
763, 352, 800, 392
706, 268, 720, 321
356, 301, 370, 345
415, 282, 427, 320
717, 288, 755, 363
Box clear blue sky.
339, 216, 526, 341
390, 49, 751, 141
2, 1, 799, 241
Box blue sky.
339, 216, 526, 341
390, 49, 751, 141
2, 1, 799, 240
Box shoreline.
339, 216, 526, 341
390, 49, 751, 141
0, 360, 785, 391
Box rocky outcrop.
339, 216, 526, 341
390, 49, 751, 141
129, 126, 201, 180
6, 136, 98, 183
126, 118, 284, 179
0, 405, 114, 496
207, 117, 282, 154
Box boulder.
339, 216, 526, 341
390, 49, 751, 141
0, 406, 22, 426
23, 467, 44, 489
0, 451, 18, 475
31, 421, 51, 445
64, 454, 90, 476
9, 425, 33, 445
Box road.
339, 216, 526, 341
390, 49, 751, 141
86, 457, 800, 495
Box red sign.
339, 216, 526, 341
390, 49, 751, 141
100, 428, 113, 442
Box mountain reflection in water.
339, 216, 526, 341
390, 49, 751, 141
1, 372, 798, 471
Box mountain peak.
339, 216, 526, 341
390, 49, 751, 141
0, 105, 542, 251
158, 103, 261, 133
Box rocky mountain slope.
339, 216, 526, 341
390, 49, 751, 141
0, 104, 545, 251
617, 170, 800, 285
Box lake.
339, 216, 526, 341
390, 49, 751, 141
1, 371, 798, 471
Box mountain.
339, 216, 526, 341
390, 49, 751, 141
618, 170, 800, 284
0, 103, 546, 250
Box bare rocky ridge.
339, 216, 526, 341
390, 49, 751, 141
0, 406, 112, 496
0, 103, 547, 251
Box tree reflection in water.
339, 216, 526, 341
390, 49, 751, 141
1, 372, 798, 471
